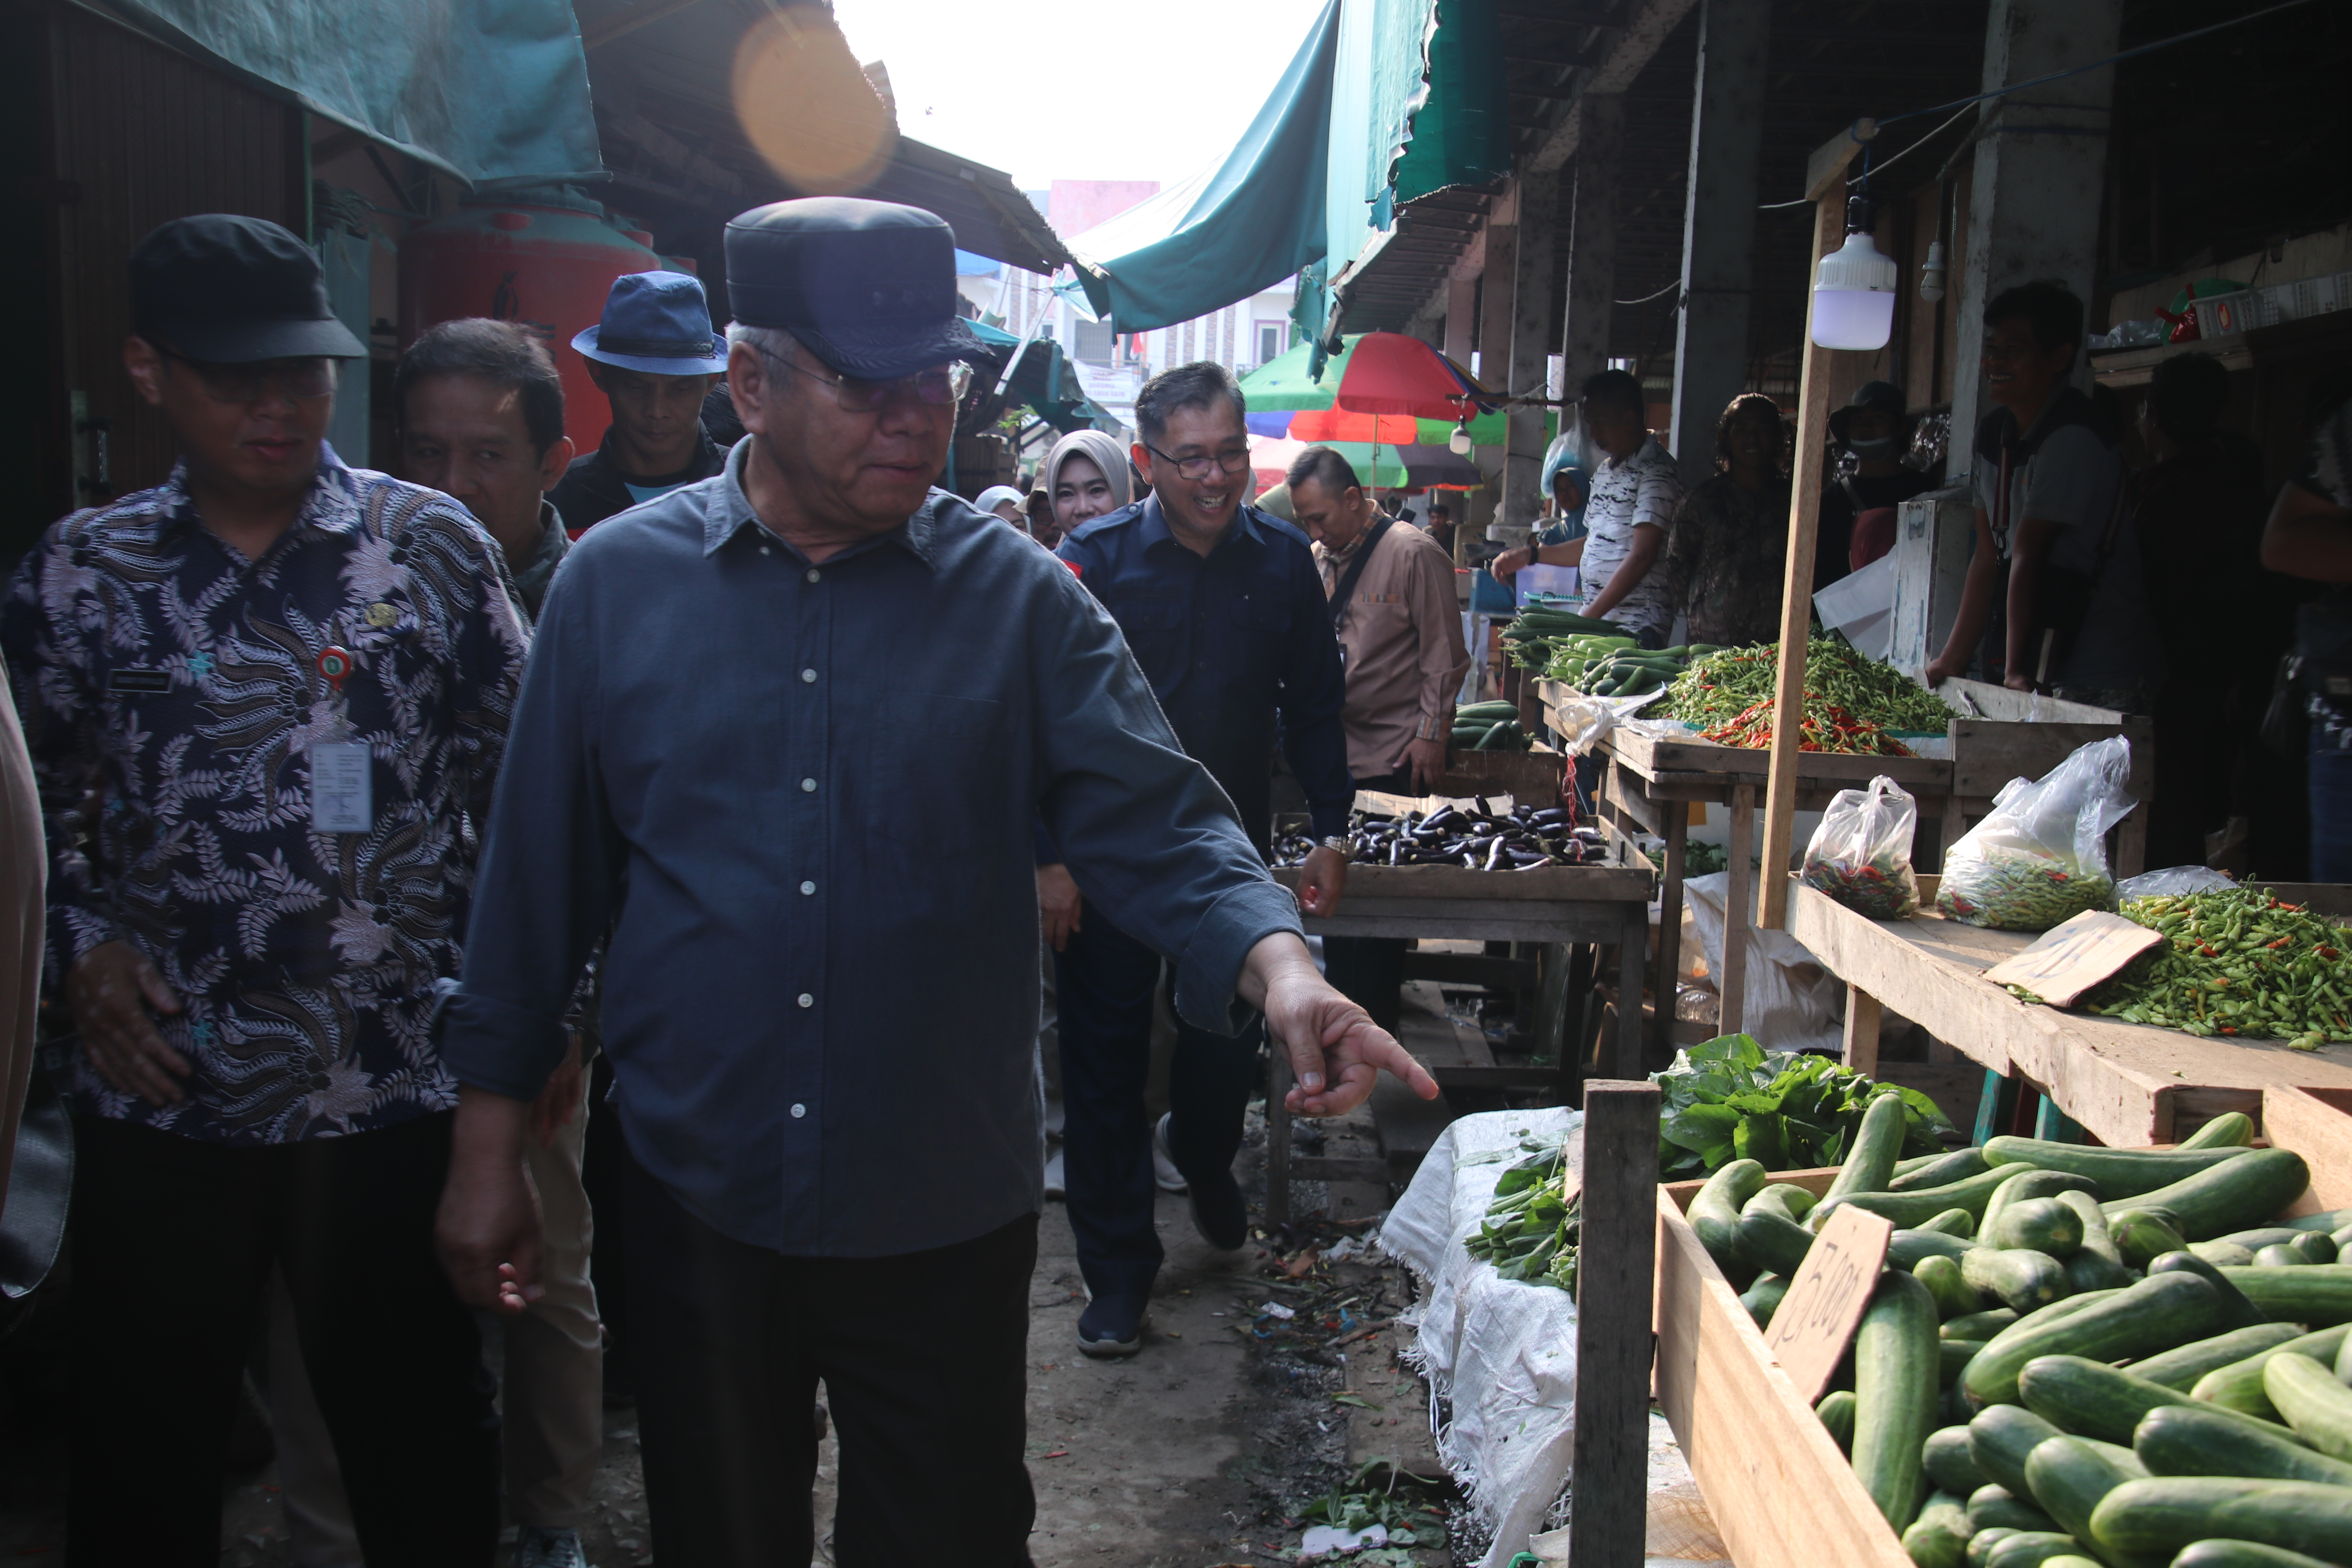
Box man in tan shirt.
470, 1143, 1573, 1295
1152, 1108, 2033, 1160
1288, 446, 1472, 1031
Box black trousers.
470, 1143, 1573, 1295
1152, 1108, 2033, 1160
1322, 767, 1414, 1035
67, 1113, 499, 1567
622, 1151, 1039, 1567
1053, 913, 1264, 1299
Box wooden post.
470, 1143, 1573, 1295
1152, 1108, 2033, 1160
1758, 122, 1873, 931
1720, 783, 1755, 1035
1842, 984, 1883, 1077
1266, 1049, 1293, 1229
1570, 1079, 1661, 1568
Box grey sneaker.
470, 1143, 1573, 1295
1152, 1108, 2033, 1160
1152, 1112, 1189, 1194
515, 1526, 588, 1568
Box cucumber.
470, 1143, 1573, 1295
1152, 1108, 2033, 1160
1926, 1426, 1993, 1494
1826, 1090, 1913, 1204
1969, 1530, 2023, 1568
2134, 1404, 2350, 1486
1818, 1388, 1858, 1454
1973, 1405, 2067, 1495
1741, 1273, 1789, 1328
2127, 1323, 2309, 1391
2290, 1233, 2337, 1264
2113, 1210, 2192, 1269
2176, 1111, 2256, 1149
2025, 1434, 2149, 1546
2279, 1208, 2352, 1234
1898, 1147, 1994, 1192
2170, 1543, 2339, 1568
1984, 1137, 2256, 1199
2187, 1327, 2351, 1417
1965, 1274, 2225, 1409
1972, 1485, 2063, 1535
2223, 1267, 2352, 1328
2144, 1252, 2269, 1330
2097, 1149, 2312, 1241
1919, 1254, 1988, 1319
2263, 1352, 2352, 1462
1945, 1339, 1988, 1387
2192, 1241, 2259, 1267
1689, 1159, 1767, 1273
1824, 1167, 2033, 1230
1962, 1248, 2073, 1314
1987, 1533, 2088, 1568
2056, 1191, 2127, 1269
1945, 1308, 2022, 1341
1904, 1491, 1972, 1568
1989, 1198, 2087, 1258
2014, 1354, 2296, 1446
2253, 1244, 2308, 1268
1922, 1209, 1981, 1239
1895, 1230, 1985, 1269
1736, 1205, 1819, 1276
2033, 1559, 2102, 1568
2090, 1478, 2352, 1563
1856, 1271, 1942, 1530
2063, 1248, 2136, 1296
2217, 1228, 2316, 1252
1984, 1172, 2106, 1238
1745, 1183, 1819, 1224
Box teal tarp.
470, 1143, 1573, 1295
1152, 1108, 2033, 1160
78, 0, 602, 186
1392, 0, 1511, 204
1065, 0, 1339, 332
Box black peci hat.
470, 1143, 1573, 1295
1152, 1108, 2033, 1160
1829, 380, 1912, 446
129, 214, 365, 364
724, 197, 985, 381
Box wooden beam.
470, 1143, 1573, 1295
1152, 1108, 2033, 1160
582, 0, 706, 48
1571, 1080, 1661, 1568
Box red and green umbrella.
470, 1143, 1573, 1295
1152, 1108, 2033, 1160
1239, 331, 1548, 449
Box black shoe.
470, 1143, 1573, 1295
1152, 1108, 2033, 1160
1076, 1293, 1149, 1357
1187, 1165, 1249, 1252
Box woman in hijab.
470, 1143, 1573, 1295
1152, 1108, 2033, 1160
1041, 428, 1134, 548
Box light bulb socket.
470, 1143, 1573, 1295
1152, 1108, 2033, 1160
1919, 240, 1949, 303
1846, 192, 1875, 237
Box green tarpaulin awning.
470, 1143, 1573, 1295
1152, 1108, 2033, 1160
1392, 0, 1511, 204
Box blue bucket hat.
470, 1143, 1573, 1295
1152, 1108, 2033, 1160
572, 270, 728, 375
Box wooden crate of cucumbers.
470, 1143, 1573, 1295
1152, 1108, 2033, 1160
1655, 1085, 2352, 1568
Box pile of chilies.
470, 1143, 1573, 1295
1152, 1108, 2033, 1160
1698, 698, 1915, 756
2070, 888, 2352, 1049
1665, 641, 1951, 757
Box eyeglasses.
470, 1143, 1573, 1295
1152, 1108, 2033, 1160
1143, 443, 1252, 483
163, 351, 336, 405
759, 347, 971, 413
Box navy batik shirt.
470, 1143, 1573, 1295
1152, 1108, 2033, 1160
2, 451, 528, 1143
1055, 497, 1352, 849
437, 441, 1303, 1257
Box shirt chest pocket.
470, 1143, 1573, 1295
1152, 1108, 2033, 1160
862, 693, 1009, 862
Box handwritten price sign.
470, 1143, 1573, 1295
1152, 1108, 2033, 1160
1764, 1202, 1895, 1404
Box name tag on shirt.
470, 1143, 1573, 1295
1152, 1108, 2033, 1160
107, 668, 170, 693
309, 742, 372, 833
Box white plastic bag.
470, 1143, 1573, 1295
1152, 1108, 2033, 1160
1802, 775, 1921, 919
2116, 866, 2239, 901
1936, 736, 2136, 930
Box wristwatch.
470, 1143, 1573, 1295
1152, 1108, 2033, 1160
1317, 835, 1356, 863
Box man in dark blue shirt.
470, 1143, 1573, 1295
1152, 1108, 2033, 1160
1043, 361, 1354, 1357
432, 200, 1434, 1567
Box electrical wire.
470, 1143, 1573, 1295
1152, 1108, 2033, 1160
1614, 279, 1684, 306
1753, 0, 2319, 209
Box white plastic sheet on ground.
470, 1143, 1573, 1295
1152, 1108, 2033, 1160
1682, 871, 1845, 1055
1379, 1106, 1583, 1568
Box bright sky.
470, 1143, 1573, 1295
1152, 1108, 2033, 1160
831, 0, 1329, 199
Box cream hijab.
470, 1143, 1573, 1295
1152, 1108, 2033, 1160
1043, 429, 1134, 517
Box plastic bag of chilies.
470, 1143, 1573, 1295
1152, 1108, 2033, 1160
1936, 735, 2136, 931
1801, 775, 1921, 920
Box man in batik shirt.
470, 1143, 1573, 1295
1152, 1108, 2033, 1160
2, 215, 524, 1565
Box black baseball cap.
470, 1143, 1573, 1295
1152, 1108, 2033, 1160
724, 197, 985, 380
129, 214, 365, 364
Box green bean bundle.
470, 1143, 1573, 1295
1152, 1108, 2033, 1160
1463, 1140, 1580, 1291
1935, 848, 2113, 930
2069, 887, 2352, 1047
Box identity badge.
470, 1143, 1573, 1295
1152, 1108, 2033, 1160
310, 644, 371, 833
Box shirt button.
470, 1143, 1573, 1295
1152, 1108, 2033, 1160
799, 880, 815, 895
801, 668, 817, 683
760, 545, 772, 556
800, 777, 816, 792
806, 569, 820, 584
797, 993, 814, 1009
791, 1103, 807, 1118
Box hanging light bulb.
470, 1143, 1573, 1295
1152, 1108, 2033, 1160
1811, 196, 1899, 351
1448, 417, 1473, 455
1918, 240, 1949, 303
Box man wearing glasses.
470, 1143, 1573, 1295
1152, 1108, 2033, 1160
1042, 361, 1356, 1358
3, 214, 524, 1562
433, 198, 1434, 1564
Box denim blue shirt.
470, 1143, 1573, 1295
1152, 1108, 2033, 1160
437, 441, 1302, 1256
1054, 497, 1352, 849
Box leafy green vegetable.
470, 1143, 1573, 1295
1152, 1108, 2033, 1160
1651, 1033, 1953, 1180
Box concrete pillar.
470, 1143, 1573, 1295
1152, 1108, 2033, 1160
1557, 95, 1624, 396
1949, 0, 2122, 462
1503, 171, 1560, 527
1667, 0, 1771, 488
1444, 275, 1477, 365
1476, 213, 1519, 540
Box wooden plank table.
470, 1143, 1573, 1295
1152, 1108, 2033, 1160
1542, 679, 2153, 1051
1265, 853, 1654, 1226
1785, 877, 2352, 1147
